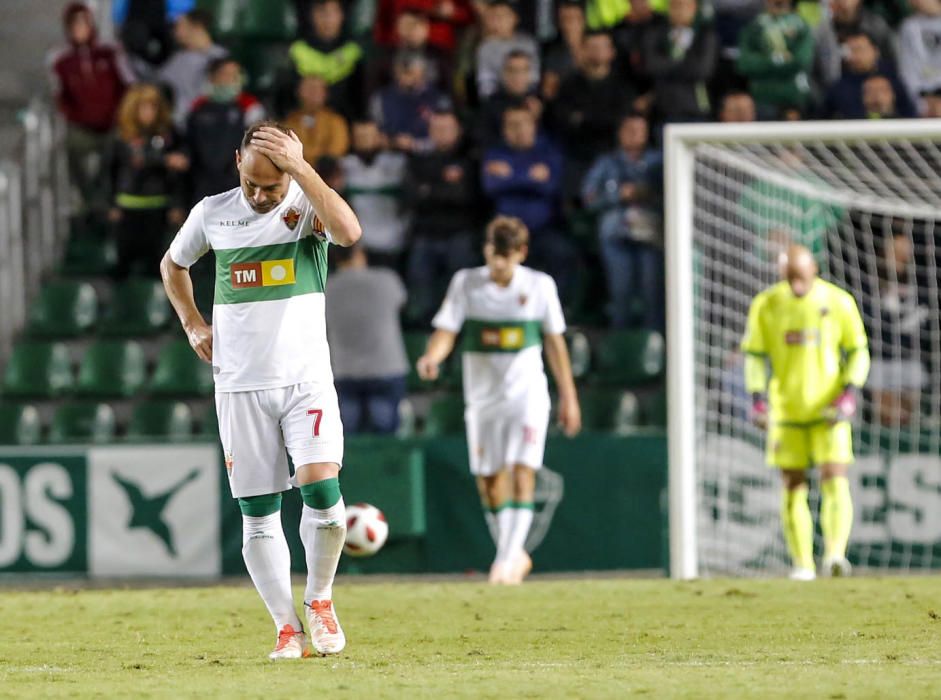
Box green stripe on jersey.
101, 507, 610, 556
462, 319, 543, 354
214, 237, 328, 305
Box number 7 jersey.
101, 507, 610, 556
432, 266, 566, 413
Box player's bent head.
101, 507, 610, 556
484, 216, 529, 280
236, 121, 293, 213
778, 244, 818, 298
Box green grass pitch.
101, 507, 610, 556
2, 577, 941, 698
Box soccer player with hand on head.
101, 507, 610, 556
417, 216, 581, 584
742, 245, 870, 581
160, 122, 361, 658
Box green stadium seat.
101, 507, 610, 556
2, 341, 73, 398
127, 400, 194, 441
396, 397, 417, 438
0, 403, 42, 445
200, 403, 219, 437
47, 401, 116, 444
242, 42, 292, 95
149, 339, 214, 397
75, 340, 147, 398
99, 278, 171, 337
424, 394, 465, 436
567, 330, 592, 380
593, 330, 665, 386
197, 0, 240, 39
579, 389, 641, 434
404, 332, 433, 391
237, 0, 296, 41
60, 235, 117, 275
27, 281, 98, 338
640, 389, 667, 428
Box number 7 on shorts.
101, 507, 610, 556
307, 408, 323, 437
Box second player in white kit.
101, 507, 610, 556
160, 122, 362, 659
418, 216, 582, 584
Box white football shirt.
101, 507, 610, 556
433, 266, 566, 412
169, 180, 334, 392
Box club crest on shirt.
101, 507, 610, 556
820, 306, 829, 317
282, 206, 301, 231
518, 293, 528, 306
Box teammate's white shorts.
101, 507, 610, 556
465, 401, 550, 477
215, 381, 343, 498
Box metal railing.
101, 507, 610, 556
0, 100, 70, 364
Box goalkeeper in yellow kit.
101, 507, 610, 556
742, 245, 870, 580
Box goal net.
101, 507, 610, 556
665, 121, 941, 578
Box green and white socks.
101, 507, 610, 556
299, 478, 346, 604
494, 501, 535, 564
239, 493, 303, 632
239, 478, 346, 633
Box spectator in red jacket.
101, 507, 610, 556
48, 2, 135, 220
374, 0, 474, 54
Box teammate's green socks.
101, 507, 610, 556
300, 477, 342, 510
821, 476, 853, 560
781, 484, 815, 571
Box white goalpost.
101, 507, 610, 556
665, 120, 941, 579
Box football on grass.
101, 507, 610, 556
343, 503, 388, 557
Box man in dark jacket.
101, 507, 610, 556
551, 30, 632, 200
186, 57, 266, 202
370, 51, 445, 153
404, 105, 479, 322
815, 0, 895, 87
821, 33, 915, 119
476, 50, 542, 148
482, 104, 577, 300
49, 2, 135, 218
641, 0, 718, 124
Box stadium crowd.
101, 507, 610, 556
46, 0, 940, 431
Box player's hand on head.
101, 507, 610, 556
416, 355, 439, 381
186, 321, 213, 364
250, 126, 305, 174
558, 395, 581, 437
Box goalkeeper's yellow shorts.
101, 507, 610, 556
767, 420, 854, 470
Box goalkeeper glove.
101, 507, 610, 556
750, 393, 769, 429
830, 386, 858, 422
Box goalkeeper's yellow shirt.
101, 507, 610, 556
741, 279, 870, 424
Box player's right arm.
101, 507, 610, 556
742, 291, 770, 425
417, 270, 467, 381
159, 200, 213, 363
417, 330, 458, 381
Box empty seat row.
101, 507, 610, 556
2, 339, 212, 399
27, 279, 172, 339
0, 400, 218, 446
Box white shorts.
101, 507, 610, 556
215, 381, 344, 499
465, 401, 550, 477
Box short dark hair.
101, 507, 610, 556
619, 110, 647, 126
502, 99, 532, 118
583, 29, 613, 43
486, 216, 529, 255
240, 121, 292, 153
182, 8, 214, 32
503, 49, 532, 65
208, 55, 239, 77
845, 31, 877, 45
